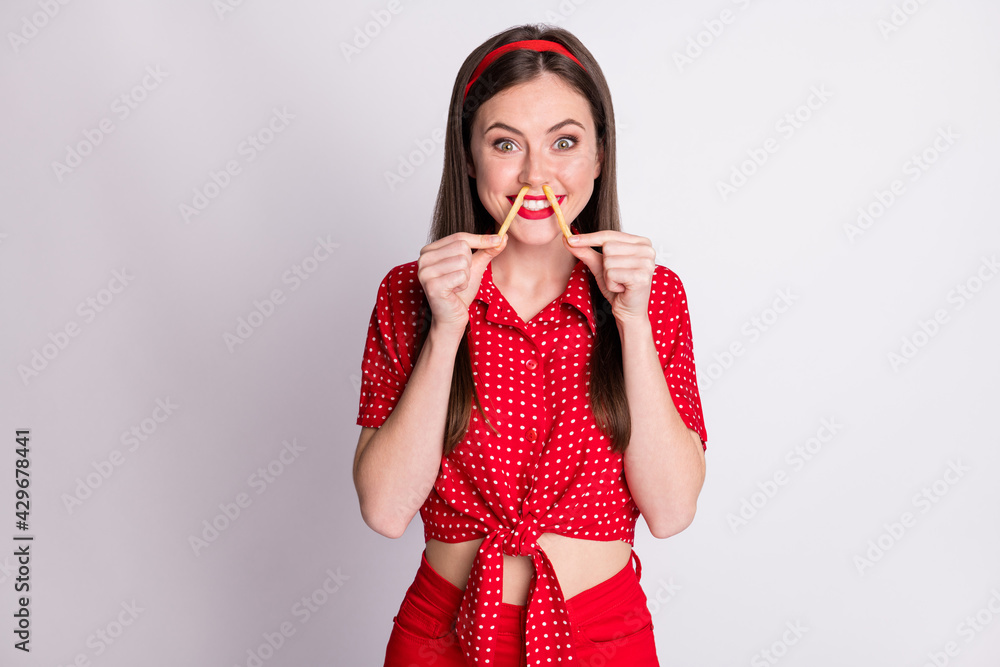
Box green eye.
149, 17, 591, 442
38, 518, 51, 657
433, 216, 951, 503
555, 138, 575, 149
497, 140, 515, 152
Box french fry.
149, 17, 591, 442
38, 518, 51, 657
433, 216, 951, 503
497, 185, 531, 239
542, 185, 573, 239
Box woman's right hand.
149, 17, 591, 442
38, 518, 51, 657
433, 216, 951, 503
417, 232, 508, 335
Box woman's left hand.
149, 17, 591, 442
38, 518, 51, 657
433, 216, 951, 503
563, 231, 656, 325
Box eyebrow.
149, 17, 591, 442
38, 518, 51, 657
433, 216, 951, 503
483, 119, 586, 136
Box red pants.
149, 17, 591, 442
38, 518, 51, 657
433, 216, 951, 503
383, 547, 659, 667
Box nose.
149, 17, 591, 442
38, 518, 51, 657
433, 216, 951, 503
518, 146, 549, 189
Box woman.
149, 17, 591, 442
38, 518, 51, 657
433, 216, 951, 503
353, 24, 707, 667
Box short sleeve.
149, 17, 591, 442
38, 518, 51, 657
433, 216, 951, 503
648, 266, 708, 449
356, 262, 422, 428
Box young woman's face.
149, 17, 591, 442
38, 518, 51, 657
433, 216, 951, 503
467, 71, 603, 244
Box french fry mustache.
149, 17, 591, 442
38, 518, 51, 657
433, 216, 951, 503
496, 185, 529, 239
495, 185, 574, 240
542, 184, 573, 240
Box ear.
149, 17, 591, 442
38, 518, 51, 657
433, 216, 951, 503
593, 145, 604, 179
466, 153, 477, 179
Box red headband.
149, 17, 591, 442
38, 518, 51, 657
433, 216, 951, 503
463, 39, 588, 101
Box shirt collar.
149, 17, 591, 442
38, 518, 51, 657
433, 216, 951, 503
475, 256, 597, 335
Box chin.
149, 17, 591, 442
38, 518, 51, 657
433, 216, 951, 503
513, 228, 562, 244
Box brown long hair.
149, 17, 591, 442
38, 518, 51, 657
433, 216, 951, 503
416, 24, 630, 455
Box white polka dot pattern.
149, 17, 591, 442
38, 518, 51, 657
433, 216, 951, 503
357, 244, 707, 665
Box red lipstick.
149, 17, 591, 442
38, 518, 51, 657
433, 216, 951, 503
506, 193, 566, 220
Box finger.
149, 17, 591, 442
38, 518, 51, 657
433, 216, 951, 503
600, 252, 657, 273
563, 236, 607, 291
421, 232, 504, 256
419, 250, 473, 279
605, 266, 651, 292
418, 241, 476, 279
471, 232, 507, 272
568, 231, 651, 248
436, 269, 470, 295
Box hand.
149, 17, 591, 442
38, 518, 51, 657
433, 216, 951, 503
417, 232, 508, 334
563, 231, 656, 324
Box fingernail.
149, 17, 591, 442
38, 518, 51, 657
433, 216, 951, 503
489, 235, 501, 244
568, 236, 580, 244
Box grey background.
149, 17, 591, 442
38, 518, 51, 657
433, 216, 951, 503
2, 0, 999, 665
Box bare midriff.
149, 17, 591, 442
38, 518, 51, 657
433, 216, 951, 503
424, 533, 633, 604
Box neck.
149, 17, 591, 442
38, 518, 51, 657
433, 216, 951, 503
490, 235, 579, 294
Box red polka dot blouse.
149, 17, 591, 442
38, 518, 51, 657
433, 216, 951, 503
357, 239, 707, 667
